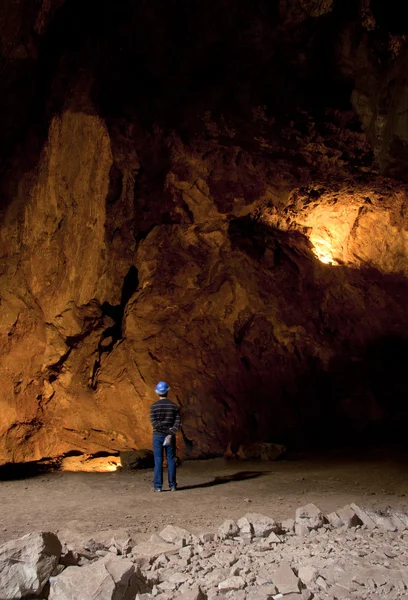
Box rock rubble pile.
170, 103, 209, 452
1, 504, 408, 599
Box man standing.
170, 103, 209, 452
150, 381, 181, 492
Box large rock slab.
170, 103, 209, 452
243, 513, 280, 537
49, 555, 145, 599
131, 541, 180, 561
0, 532, 61, 599
295, 504, 324, 530
159, 525, 193, 546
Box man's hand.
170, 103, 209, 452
163, 435, 172, 447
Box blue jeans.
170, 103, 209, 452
153, 433, 177, 489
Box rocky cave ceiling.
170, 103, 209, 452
1, 0, 408, 467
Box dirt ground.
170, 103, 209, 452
1, 449, 408, 546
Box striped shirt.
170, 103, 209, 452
150, 396, 181, 436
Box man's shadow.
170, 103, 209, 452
176, 470, 267, 491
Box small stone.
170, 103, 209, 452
370, 513, 397, 531
228, 591, 246, 600
159, 525, 191, 546
265, 531, 281, 544
247, 588, 276, 599
158, 581, 177, 591
169, 572, 190, 584
326, 584, 349, 599
229, 566, 240, 577
298, 565, 318, 585
243, 513, 280, 537
83, 539, 109, 553
179, 546, 194, 560
200, 533, 216, 544
149, 534, 165, 543
337, 505, 361, 528
349, 503, 377, 529
204, 567, 230, 586
131, 541, 179, 560
273, 562, 300, 594
295, 523, 309, 536
114, 536, 134, 555
316, 576, 328, 590
218, 575, 246, 591
218, 520, 239, 539
395, 512, 408, 528
237, 517, 254, 540
281, 519, 295, 533
382, 545, 398, 558
326, 512, 344, 528
295, 504, 324, 530
389, 513, 407, 531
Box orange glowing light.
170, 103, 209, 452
101, 461, 119, 472
61, 455, 121, 472
309, 235, 339, 265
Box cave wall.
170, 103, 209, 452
1, 0, 408, 464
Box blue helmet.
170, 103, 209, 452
155, 381, 170, 395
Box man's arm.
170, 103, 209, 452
168, 406, 181, 435
150, 404, 160, 429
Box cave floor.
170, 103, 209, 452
1, 450, 407, 545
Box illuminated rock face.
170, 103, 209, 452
0, 110, 131, 463
269, 186, 408, 273
1, 0, 408, 465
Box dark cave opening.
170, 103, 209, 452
101, 265, 139, 340
370, 0, 408, 35
26, 0, 364, 135
91, 266, 139, 389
